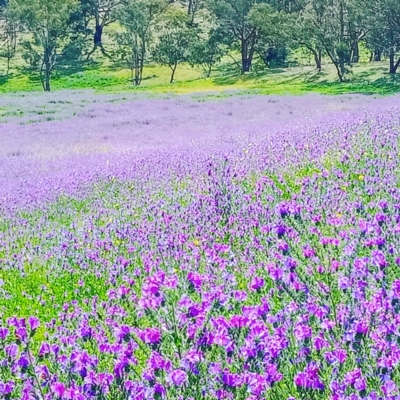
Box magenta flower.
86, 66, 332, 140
148, 351, 171, 371
303, 245, 315, 258
139, 327, 161, 344
169, 369, 187, 386
38, 342, 51, 358
0, 327, 9, 340
51, 381, 66, 397
382, 379, 398, 396
294, 323, 312, 341
0, 381, 14, 396
250, 276, 264, 291
222, 372, 243, 387
355, 320, 369, 335
28, 316, 40, 332
15, 327, 27, 343
294, 363, 324, 390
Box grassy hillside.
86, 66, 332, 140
2, 58, 400, 96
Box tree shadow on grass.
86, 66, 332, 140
212, 68, 287, 86
301, 79, 400, 96
0, 74, 9, 86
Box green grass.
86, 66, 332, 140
2, 56, 400, 96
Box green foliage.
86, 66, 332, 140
210, 0, 267, 73
1, 0, 400, 90
0, 7, 16, 74
152, 7, 193, 83
364, 0, 400, 73
249, 3, 290, 68
9, 0, 78, 91
115, 0, 167, 85
188, 29, 226, 77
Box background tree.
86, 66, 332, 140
0, 4, 17, 74
283, 4, 324, 70
364, 0, 400, 73
115, 0, 167, 86
249, 3, 290, 69
188, 29, 225, 76
81, 0, 122, 59
9, 0, 77, 91
209, 0, 268, 73
152, 7, 192, 83
180, 0, 205, 25
296, 0, 365, 82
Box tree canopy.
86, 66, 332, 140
2, 0, 400, 89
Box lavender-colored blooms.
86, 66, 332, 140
0, 92, 400, 399
169, 369, 187, 387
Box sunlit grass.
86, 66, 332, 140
1, 56, 400, 96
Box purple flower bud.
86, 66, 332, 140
338, 276, 350, 290
38, 342, 51, 358
0, 381, 14, 396
169, 369, 187, 386
381, 379, 397, 396
222, 372, 243, 387
250, 276, 264, 291
275, 225, 286, 238
294, 323, 312, 341
0, 327, 9, 340
15, 327, 27, 343
28, 316, 40, 332
139, 327, 161, 344
303, 245, 315, 258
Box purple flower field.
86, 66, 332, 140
1, 92, 400, 399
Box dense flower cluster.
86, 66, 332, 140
1, 94, 400, 399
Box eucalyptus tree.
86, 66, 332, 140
364, 0, 400, 73
209, 0, 270, 73
9, 0, 78, 91
188, 29, 226, 76
295, 0, 366, 82
115, 0, 167, 85
0, 10, 17, 75
0, 1, 17, 74
249, 3, 291, 68
80, 0, 122, 59
152, 6, 193, 83
180, 0, 205, 24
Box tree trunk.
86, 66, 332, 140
44, 54, 51, 91
337, 0, 346, 77
241, 39, 250, 73
134, 53, 140, 85
339, 56, 346, 80
207, 64, 212, 77
42, 48, 51, 92
94, 24, 103, 46
335, 62, 344, 82
389, 49, 400, 74
6, 55, 10, 75
351, 42, 359, 63
324, 45, 344, 82
374, 48, 381, 62
45, 68, 51, 92
311, 48, 322, 71
241, 33, 257, 74
170, 63, 177, 83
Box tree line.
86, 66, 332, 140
0, 0, 400, 91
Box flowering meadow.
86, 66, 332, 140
1, 92, 400, 399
